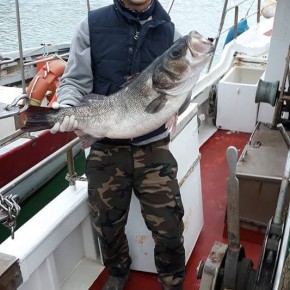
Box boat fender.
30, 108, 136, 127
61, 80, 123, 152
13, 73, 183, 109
261, 0, 276, 19
26, 59, 66, 107
224, 18, 249, 47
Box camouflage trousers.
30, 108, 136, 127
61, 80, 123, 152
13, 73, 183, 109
85, 137, 185, 289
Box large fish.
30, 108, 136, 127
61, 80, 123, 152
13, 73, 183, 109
21, 30, 214, 147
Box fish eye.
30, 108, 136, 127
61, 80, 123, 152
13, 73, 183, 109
170, 48, 181, 59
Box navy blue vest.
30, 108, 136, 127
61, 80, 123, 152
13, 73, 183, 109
88, 0, 174, 143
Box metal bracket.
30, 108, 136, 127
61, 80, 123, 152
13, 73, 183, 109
197, 241, 228, 289
0, 95, 29, 120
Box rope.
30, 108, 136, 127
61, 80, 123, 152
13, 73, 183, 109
179, 153, 202, 187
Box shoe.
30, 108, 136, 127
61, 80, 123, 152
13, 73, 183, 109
102, 273, 129, 290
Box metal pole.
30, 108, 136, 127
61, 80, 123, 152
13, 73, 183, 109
274, 124, 290, 225
14, 0, 26, 95
66, 148, 77, 186
234, 6, 239, 40
86, 0, 91, 11
166, 0, 176, 14
257, 0, 261, 23
272, 46, 290, 128
207, 0, 229, 72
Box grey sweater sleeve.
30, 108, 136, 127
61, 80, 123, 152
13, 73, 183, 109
56, 17, 93, 106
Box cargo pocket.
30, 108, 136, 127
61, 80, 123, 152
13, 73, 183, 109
85, 145, 110, 180
87, 187, 104, 239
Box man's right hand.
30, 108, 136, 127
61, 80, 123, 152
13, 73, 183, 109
50, 102, 78, 134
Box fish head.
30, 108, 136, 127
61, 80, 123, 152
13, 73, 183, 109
152, 30, 214, 96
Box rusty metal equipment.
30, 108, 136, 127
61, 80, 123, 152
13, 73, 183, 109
197, 124, 290, 289
254, 124, 290, 290
272, 46, 290, 128
197, 146, 257, 290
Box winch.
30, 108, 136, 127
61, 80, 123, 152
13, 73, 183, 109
197, 130, 290, 289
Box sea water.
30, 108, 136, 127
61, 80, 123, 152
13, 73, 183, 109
0, 0, 261, 63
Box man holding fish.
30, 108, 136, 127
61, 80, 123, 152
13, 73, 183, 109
23, 0, 213, 289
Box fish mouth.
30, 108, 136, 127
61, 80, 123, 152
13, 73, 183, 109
187, 31, 215, 56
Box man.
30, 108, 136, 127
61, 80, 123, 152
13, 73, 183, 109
51, 1, 186, 289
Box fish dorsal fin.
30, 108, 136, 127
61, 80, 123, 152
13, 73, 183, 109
78, 94, 106, 106
145, 94, 168, 114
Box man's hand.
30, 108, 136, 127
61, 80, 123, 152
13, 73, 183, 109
50, 102, 78, 134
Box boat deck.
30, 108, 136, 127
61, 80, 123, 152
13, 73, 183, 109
89, 129, 265, 290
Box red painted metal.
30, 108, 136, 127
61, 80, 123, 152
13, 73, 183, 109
0, 131, 76, 188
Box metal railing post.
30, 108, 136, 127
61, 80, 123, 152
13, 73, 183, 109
14, 0, 26, 95
257, 0, 261, 23
66, 147, 77, 187
234, 6, 239, 40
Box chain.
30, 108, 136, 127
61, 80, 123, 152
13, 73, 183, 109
0, 194, 21, 239
65, 173, 87, 182
179, 153, 202, 187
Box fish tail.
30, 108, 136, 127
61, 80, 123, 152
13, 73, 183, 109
21, 106, 57, 132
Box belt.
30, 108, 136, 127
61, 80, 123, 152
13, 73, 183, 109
97, 138, 131, 145
97, 135, 170, 146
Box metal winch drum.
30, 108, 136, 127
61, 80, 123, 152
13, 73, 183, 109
255, 79, 280, 107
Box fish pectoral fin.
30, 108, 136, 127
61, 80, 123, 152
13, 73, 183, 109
78, 133, 101, 149
145, 95, 168, 114
165, 113, 178, 133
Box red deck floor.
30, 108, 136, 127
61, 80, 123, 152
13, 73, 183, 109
90, 130, 264, 290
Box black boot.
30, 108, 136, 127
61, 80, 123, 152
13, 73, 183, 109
102, 273, 129, 290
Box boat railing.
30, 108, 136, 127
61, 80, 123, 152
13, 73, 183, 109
0, 56, 15, 66
0, 134, 82, 238
23, 52, 69, 67
0, 130, 26, 148
207, 0, 262, 72
0, 136, 81, 201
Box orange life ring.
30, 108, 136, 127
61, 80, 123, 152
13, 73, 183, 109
26, 58, 66, 107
